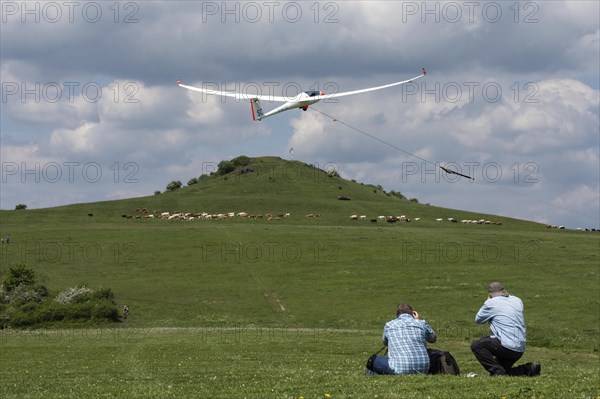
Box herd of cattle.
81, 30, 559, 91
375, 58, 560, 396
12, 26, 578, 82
122, 208, 291, 221
350, 215, 503, 225
121, 208, 506, 225
116, 209, 599, 230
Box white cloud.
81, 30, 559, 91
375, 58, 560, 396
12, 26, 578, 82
551, 185, 600, 222
50, 122, 98, 154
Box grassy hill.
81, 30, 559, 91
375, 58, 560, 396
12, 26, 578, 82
1, 156, 598, 398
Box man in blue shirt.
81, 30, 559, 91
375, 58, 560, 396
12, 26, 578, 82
369, 302, 437, 375
471, 282, 541, 376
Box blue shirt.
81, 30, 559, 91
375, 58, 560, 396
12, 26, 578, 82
382, 314, 436, 374
475, 295, 526, 352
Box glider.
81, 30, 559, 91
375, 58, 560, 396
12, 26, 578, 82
440, 166, 474, 180
177, 68, 426, 121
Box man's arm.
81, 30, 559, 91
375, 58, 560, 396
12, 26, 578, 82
475, 301, 493, 324
414, 311, 436, 343
424, 321, 437, 343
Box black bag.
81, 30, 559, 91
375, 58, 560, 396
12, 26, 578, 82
366, 345, 387, 371
427, 349, 460, 375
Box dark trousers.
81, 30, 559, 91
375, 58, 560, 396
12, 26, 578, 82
470, 337, 530, 376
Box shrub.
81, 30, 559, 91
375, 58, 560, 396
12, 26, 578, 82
3, 264, 36, 291
166, 180, 182, 191
15, 204, 27, 210
55, 286, 93, 304
231, 155, 251, 168
0, 266, 120, 328
5, 284, 48, 305
0, 285, 8, 304
216, 160, 235, 176
91, 300, 120, 321
389, 190, 407, 200
92, 288, 115, 302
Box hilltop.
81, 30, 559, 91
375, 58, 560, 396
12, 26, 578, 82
1, 156, 545, 230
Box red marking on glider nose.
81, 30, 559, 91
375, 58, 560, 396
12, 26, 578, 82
320, 91, 325, 96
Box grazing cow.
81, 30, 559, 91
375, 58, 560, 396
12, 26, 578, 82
359, 215, 367, 220
350, 215, 358, 220
436, 218, 443, 223
370, 219, 377, 223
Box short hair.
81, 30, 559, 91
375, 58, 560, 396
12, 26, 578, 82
488, 282, 509, 297
396, 302, 413, 316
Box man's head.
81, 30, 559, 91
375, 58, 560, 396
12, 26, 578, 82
488, 282, 509, 298
396, 302, 414, 316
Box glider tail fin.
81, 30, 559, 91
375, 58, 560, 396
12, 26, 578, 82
250, 98, 264, 121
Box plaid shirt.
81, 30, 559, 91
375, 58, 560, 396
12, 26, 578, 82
383, 313, 436, 374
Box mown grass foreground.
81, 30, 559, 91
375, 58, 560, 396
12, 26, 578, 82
1, 327, 598, 399
1, 156, 599, 398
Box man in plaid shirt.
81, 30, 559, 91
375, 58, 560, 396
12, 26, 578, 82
369, 303, 437, 375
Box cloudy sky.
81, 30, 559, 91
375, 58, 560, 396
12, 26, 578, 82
1, 1, 599, 228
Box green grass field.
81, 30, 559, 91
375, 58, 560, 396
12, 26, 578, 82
1, 156, 599, 398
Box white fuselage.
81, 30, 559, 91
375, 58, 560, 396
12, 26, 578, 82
261, 92, 322, 119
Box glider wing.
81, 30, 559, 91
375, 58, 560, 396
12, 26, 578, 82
313, 68, 427, 100
176, 80, 290, 102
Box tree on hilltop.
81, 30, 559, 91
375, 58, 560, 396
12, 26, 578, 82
166, 180, 183, 191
